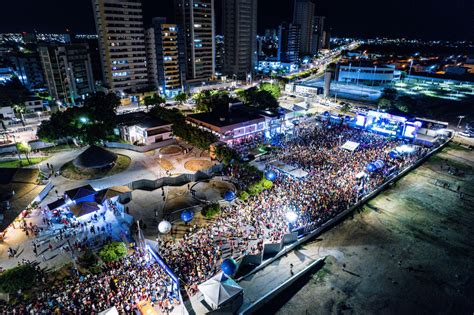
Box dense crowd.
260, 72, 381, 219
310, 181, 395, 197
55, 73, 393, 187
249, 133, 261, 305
160, 122, 428, 294
1, 251, 180, 314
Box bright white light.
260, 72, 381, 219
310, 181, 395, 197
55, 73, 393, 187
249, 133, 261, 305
396, 144, 415, 154
286, 211, 298, 223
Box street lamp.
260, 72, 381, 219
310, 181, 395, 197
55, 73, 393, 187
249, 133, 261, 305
457, 115, 465, 129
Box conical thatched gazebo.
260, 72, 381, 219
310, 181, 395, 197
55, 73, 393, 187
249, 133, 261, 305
73, 145, 118, 170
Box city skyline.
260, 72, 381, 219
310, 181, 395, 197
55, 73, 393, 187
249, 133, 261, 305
0, 0, 472, 40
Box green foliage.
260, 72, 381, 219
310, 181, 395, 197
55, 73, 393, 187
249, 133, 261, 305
259, 82, 281, 99
16, 141, 32, 164
174, 92, 187, 104
98, 242, 127, 263
235, 85, 279, 110
78, 249, 98, 268
247, 177, 273, 196
340, 103, 352, 113
214, 144, 237, 164
377, 97, 393, 110
238, 191, 249, 201
172, 123, 219, 149
0, 77, 31, 107
37, 92, 120, 144
149, 104, 217, 149
194, 90, 230, 113
143, 93, 165, 110
0, 263, 39, 294
201, 202, 221, 218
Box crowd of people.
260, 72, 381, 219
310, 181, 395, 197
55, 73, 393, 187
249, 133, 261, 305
159, 121, 428, 294
1, 119, 431, 311
1, 251, 180, 314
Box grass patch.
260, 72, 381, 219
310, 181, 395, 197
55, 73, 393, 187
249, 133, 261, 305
60, 154, 131, 180
0, 157, 48, 168
312, 266, 331, 285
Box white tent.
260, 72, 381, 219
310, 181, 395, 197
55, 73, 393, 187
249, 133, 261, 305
198, 273, 243, 310
99, 307, 119, 315
341, 140, 360, 152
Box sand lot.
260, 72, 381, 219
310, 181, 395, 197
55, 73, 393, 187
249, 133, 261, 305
276, 143, 474, 315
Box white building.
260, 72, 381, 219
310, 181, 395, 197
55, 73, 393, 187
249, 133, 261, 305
337, 63, 401, 85
116, 111, 173, 145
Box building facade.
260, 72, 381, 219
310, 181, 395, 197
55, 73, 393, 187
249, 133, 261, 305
311, 15, 326, 54
92, 0, 148, 93
337, 63, 401, 85
278, 22, 301, 64
146, 17, 186, 98
8, 52, 45, 90
38, 45, 95, 105
293, 0, 315, 55
222, 0, 258, 79
175, 0, 215, 83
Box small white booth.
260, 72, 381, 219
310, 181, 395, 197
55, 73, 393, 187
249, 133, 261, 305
198, 273, 243, 312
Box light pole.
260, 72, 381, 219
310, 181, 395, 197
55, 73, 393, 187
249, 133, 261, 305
457, 115, 465, 129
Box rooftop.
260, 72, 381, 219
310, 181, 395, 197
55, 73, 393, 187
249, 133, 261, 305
116, 111, 171, 129
187, 107, 264, 128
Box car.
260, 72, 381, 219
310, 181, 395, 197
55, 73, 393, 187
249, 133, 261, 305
459, 131, 474, 138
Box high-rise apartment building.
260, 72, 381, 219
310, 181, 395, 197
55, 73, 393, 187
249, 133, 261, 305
92, 0, 148, 93
38, 45, 95, 105
145, 17, 186, 98
222, 0, 258, 78
293, 0, 315, 55
9, 51, 45, 90
278, 22, 301, 64
175, 0, 215, 83
311, 16, 328, 54
215, 35, 225, 75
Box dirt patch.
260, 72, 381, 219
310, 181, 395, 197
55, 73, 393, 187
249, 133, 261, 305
60, 154, 131, 180
276, 144, 474, 314
159, 145, 182, 155
184, 159, 213, 172
156, 158, 175, 171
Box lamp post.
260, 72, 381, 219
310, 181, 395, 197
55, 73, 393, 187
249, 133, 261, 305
457, 115, 465, 129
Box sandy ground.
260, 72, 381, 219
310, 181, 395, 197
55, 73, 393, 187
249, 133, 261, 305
275, 143, 474, 315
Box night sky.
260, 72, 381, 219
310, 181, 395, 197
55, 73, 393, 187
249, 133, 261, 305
1, 0, 473, 40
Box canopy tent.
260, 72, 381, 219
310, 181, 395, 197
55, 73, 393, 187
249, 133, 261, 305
70, 202, 101, 218
65, 185, 96, 201
73, 145, 118, 169
341, 140, 360, 152
198, 273, 243, 310
268, 160, 308, 179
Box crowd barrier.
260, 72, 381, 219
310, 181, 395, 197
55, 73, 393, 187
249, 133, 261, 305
234, 137, 452, 281
127, 164, 224, 191
0, 140, 54, 155
104, 139, 177, 152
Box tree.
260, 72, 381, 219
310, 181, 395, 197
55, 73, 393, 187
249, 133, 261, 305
174, 92, 187, 104
0, 77, 30, 107
143, 93, 165, 111
201, 202, 221, 218
37, 92, 120, 145
380, 88, 398, 103
214, 144, 237, 164
340, 103, 352, 113
16, 141, 32, 164
0, 263, 40, 294
394, 95, 416, 113
98, 242, 127, 263
254, 90, 278, 110
377, 97, 393, 110
259, 82, 281, 99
